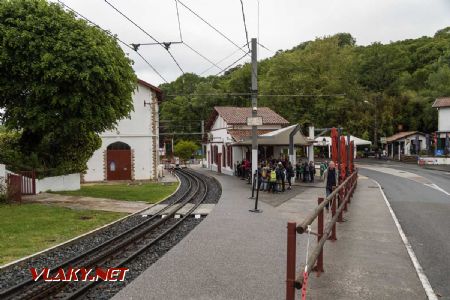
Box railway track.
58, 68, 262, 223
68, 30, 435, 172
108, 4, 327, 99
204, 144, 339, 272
0, 168, 213, 300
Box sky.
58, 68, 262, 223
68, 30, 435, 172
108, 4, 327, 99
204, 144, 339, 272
52, 0, 450, 86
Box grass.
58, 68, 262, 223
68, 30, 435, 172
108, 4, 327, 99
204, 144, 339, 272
53, 182, 178, 203
0, 203, 125, 265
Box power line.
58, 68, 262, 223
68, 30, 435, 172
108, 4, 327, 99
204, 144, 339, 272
183, 42, 225, 73
215, 51, 250, 76
239, 0, 251, 53
165, 93, 346, 98
174, 0, 183, 42
199, 43, 249, 75
103, 0, 185, 75
56, 0, 167, 83
176, 0, 249, 56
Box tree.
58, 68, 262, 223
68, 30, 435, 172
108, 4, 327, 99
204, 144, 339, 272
174, 140, 198, 162
0, 0, 137, 175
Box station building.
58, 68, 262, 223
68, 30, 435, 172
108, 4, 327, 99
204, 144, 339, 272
83, 79, 161, 182
204, 106, 312, 175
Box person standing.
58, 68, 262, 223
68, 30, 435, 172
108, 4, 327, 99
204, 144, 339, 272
302, 161, 309, 182
279, 162, 286, 192
296, 162, 301, 181
286, 162, 294, 190
269, 167, 277, 193
324, 161, 338, 209
309, 161, 316, 183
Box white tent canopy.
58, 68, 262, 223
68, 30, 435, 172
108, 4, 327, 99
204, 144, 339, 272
233, 124, 312, 146
314, 135, 372, 146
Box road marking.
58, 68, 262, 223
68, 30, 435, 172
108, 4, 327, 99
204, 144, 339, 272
372, 179, 438, 300
423, 183, 450, 196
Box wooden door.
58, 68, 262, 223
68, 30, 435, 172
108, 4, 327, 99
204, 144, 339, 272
217, 153, 222, 173
107, 150, 131, 180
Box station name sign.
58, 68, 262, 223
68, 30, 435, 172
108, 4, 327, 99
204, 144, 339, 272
246, 116, 263, 126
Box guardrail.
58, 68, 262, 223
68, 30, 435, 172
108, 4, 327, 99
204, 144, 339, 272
286, 170, 358, 300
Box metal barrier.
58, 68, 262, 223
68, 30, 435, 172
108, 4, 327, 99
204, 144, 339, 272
286, 170, 358, 300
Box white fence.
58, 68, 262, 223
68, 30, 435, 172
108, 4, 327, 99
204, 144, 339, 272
36, 173, 80, 193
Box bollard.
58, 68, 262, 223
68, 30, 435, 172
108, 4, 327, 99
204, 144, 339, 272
249, 176, 256, 199
286, 222, 297, 300
330, 192, 337, 241
313, 197, 325, 275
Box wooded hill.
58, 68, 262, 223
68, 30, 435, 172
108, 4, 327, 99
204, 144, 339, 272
159, 27, 450, 147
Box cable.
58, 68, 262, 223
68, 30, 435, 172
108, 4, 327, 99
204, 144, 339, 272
183, 42, 225, 73
200, 43, 249, 75
176, 0, 249, 56
103, 0, 184, 75
215, 51, 250, 76
174, 0, 183, 42
57, 0, 168, 83
239, 0, 251, 53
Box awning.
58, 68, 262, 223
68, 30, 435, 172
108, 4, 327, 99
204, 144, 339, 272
232, 124, 313, 146
314, 135, 372, 146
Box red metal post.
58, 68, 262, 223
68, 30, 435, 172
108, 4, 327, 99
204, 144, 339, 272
330, 192, 337, 241
331, 127, 338, 165
314, 198, 325, 275
286, 222, 297, 300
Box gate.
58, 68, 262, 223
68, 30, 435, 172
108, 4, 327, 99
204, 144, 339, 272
7, 174, 22, 202
6, 170, 36, 202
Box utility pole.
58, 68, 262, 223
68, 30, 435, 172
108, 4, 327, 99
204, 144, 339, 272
251, 37, 258, 184
249, 37, 261, 213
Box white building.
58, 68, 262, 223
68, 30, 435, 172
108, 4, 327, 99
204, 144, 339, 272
384, 131, 427, 160
205, 106, 290, 175
84, 79, 161, 182
432, 97, 450, 153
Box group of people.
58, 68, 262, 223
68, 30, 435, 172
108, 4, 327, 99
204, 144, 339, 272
257, 160, 295, 193
294, 161, 317, 183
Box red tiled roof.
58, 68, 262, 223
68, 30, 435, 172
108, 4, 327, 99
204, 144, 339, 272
214, 106, 289, 125
228, 129, 274, 142
432, 97, 450, 108
386, 131, 423, 143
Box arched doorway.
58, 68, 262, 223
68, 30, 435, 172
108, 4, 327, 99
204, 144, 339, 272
106, 142, 131, 180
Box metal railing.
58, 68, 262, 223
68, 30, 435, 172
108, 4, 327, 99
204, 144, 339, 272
286, 170, 358, 300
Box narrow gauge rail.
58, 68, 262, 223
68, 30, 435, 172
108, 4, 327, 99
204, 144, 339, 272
0, 169, 209, 300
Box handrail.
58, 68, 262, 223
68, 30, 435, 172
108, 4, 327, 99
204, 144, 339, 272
286, 169, 358, 300
296, 171, 357, 234
295, 177, 357, 288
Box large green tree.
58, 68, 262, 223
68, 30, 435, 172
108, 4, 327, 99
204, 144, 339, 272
0, 0, 137, 175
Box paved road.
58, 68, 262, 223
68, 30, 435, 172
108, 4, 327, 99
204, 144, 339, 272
358, 161, 450, 299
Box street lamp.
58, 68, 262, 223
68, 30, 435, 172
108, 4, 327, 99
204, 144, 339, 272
364, 99, 379, 150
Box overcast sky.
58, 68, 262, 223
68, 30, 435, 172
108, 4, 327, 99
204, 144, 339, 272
52, 0, 450, 86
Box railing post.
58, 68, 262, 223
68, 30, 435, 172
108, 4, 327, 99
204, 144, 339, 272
313, 197, 325, 275
286, 222, 297, 300
344, 181, 348, 211
330, 192, 337, 241
338, 187, 344, 222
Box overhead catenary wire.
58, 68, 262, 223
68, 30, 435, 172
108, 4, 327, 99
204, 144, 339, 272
103, 0, 185, 75
239, 0, 251, 53
199, 43, 249, 75
175, 0, 249, 56
56, 0, 168, 83
215, 51, 250, 76
174, 0, 183, 42
164, 93, 346, 99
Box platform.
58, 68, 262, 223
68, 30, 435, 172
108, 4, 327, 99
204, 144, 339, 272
113, 167, 426, 300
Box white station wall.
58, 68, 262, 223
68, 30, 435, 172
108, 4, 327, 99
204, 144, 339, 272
438, 108, 450, 132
